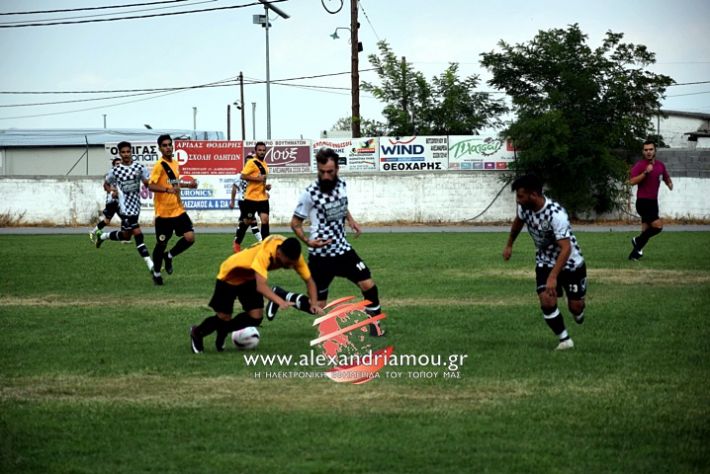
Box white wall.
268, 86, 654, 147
1, 146, 108, 176
1, 173, 708, 226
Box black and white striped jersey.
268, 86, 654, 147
107, 162, 149, 216
518, 197, 584, 270
293, 179, 352, 257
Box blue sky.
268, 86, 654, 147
1, 0, 708, 139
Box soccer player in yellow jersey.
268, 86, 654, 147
147, 134, 198, 286
233, 141, 271, 252
189, 235, 321, 353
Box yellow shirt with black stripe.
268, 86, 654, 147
150, 157, 185, 218
242, 158, 269, 201
217, 235, 311, 286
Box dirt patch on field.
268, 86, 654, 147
0, 295, 207, 308
0, 374, 533, 413
452, 268, 710, 286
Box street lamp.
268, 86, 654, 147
330, 27, 350, 40
253, 0, 290, 140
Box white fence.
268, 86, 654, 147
1, 173, 707, 226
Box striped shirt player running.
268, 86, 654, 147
269, 147, 385, 337
90, 157, 121, 239
93, 141, 154, 274
502, 174, 587, 351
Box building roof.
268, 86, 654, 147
660, 109, 710, 121
0, 128, 224, 147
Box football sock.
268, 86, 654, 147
152, 242, 167, 272
542, 306, 569, 341
105, 231, 118, 241
635, 227, 662, 250
110, 231, 131, 242
134, 233, 151, 258
261, 223, 270, 239
225, 312, 263, 332
236, 222, 248, 244
97, 221, 107, 230
169, 237, 193, 257
362, 286, 381, 315
195, 315, 221, 337
250, 223, 262, 241
272, 286, 311, 313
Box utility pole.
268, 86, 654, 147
193, 106, 197, 135
102, 114, 107, 129
350, 0, 361, 138
251, 102, 257, 140
240, 72, 246, 141
256, 0, 289, 140
227, 104, 231, 140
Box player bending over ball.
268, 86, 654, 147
189, 235, 320, 354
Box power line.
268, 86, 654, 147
0, 0, 285, 28
358, 0, 380, 42
668, 80, 710, 87
666, 90, 710, 98
0, 89, 187, 120
0, 77, 239, 108
0, 0, 189, 16
0, 0, 216, 26
0, 69, 380, 118
0, 69, 377, 95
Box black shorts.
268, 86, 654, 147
155, 212, 193, 242
536, 263, 587, 300
636, 198, 659, 224
209, 279, 264, 315
102, 201, 119, 220
309, 249, 372, 299
239, 200, 269, 221
120, 214, 141, 232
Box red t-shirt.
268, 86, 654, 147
630, 159, 669, 200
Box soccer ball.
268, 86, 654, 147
231, 327, 260, 350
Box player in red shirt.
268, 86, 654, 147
628, 140, 673, 260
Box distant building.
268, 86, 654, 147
0, 128, 224, 176
654, 110, 710, 148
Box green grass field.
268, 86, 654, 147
1, 231, 709, 473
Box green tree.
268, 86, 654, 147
330, 116, 387, 137
481, 24, 673, 215
362, 41, 507, 136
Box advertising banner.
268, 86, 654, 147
379, 136, 448, 172
311, 138, 378, 172
104, 141, 160, 166
447, 135, 516, 170
245, 139, 311, 174
172, 140, 244, 210
105, 141, 244, 211
174, 140, 243, 176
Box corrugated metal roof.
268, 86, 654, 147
0, 128, 224, 147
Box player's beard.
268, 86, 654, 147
318, 177, 338, 193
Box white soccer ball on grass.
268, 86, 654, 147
231, 327, 260, 350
